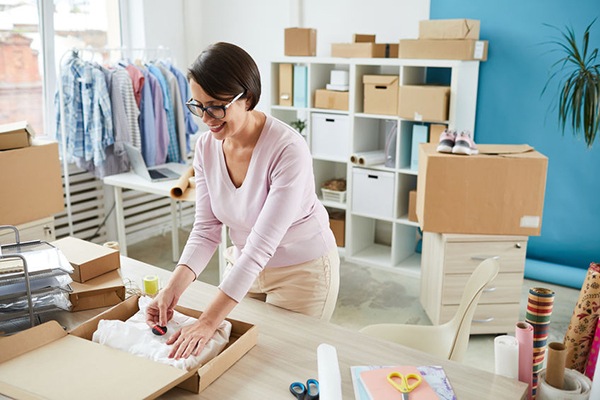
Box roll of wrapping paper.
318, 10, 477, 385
169, 166, 194, 199
584, 318, 600, 379
546, 342, 567, 389
517, 321, 534, 400
564, 262, 600, 373
526, 287, 555, 398
494, 335, 519, 378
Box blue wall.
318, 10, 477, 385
430, 1, 600, 271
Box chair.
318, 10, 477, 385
359, 258, 500, 362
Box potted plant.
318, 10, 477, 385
290, 119, 307, 135
543, 19, 600, 147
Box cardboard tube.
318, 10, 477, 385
169, 166, 194, 199
546, 342, 567, 389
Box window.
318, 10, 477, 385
0, 0, 121, 136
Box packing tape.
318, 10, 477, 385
103, 241, 120, 251
537, 368, 592, 399
143, 275, 159, 296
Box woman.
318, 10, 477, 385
146, 42, 340, 360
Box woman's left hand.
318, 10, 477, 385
166, 318, 218, 359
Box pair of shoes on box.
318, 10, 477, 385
436, 129, 478, 155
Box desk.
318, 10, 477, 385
54, 257, 527, 399
103, 163, 190, 262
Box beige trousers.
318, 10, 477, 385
224, 247, 340, 321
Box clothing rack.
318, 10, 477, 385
57, 46, 171, 236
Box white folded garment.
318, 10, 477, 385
92, 296, 231, 370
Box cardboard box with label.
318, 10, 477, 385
0, 140, 64, 226
398, 39, 488, 61
69, 269, 126, 311
284, 28, 317, 56
363, 75, 399, 115
52, 236, 120, 283
419, 19, 481, 40
398, 85, 450, 122
0, 295, 258, 398
314, 89, 349, 111
416, 143, 548, 236
0, 120, 34, 151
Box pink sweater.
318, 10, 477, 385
178, 114, 337, 302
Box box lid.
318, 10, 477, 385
69, 269, 124, 295
0, 320, 193, 400
363, 75, 398, 85
52, 236, 118, 265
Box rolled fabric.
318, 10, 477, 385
546, 342, 567, 389
584, 318, 600, 379
495, 335, 519, 379
564, 262, 600, 373
537, 368, 591, 400
526, 287, 555, 398
169, 166, 194, 199
517, 321, 534, 400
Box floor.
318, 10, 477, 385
128, 229, 581, 374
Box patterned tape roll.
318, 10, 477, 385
143, 275, 159, 296
526, 287, 555, 399
564, 262, 600, 373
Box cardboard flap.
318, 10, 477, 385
0, 320, 66, 363
363, 75, 398, 86
478, 144, 534, 155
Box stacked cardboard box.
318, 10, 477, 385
332, 34, 398, 58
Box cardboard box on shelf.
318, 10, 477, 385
331, 42, 399, 58
328, 211, 345, 247
284, 28, 316, 56
0, 120, 34, 150
52, 236, 120, 283
429, 124, 448, 143
68, 269, 126, 311
363, 75, 399, 115
419, 19, 480, 40
278, 63, 294, 106
314, 89, 349, 111
398, 85, 450, 122
408, 190, 417, 222
0, 295, 258, 398
398, 39, 488, 61
0, 140, 64, 226
416, 143, 548, 236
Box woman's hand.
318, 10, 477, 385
166, 318, 218, 359
145, 288, 178, 328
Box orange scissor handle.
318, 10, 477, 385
387, 372, 423, 393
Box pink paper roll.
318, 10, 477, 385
585, 318, 600, 379
517, 321, 534, 400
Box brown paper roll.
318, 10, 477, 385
170, 166, 194, 199
563, 262, 600, 373
546, 342, 567, 389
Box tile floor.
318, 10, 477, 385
128, 229, 581, 374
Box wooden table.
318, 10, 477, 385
53, 257, 527, 399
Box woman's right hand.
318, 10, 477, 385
146, 288, 178, 328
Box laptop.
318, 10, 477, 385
124, 143, 180, 182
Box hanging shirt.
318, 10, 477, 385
147, 64, 180, 163
125, 63, 144, 108
145, 68, 170, 165
156, 63, 186, 162
138, 66, 157, 167
178, 114, 337, 302
167, 62, 199, 155
113, 67, 141, 149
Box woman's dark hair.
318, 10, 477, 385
187, 42, 261, 111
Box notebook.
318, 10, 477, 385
124, 143, 180, 182
358, 366, 442, 400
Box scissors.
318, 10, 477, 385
387, 371, 422, 400
289, 378, 319, 400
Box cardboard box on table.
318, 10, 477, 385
0, 140, 64, 226
68, 269, 126, 311
284, 27, 317, 56
0, 120, 34, 150
52, 236, 120, 283
0, 295, 258, 398
398, 39, 488, 61
416, 143, 548, 236
398, 85, 450, 122
363, 75, 399, 115
419, 19, 481, 40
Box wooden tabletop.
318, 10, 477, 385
53, 256, 527, 400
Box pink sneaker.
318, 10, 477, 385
436, 129, 457, 153
452, 131, 478, 155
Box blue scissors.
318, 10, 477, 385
289, 378, 319, 400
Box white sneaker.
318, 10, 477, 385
452, 131, 478, 155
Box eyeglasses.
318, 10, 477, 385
185, 92, 244, 119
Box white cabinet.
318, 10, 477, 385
0, 217, 56, 245
270, 58, 480, 276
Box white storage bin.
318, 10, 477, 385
352, 168, 395, 219
311, 113, 350, 161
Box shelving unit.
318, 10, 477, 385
270, 57, 480, 277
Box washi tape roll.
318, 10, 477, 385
143, 275, 159, 296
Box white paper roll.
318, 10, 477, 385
494, 335, 519, 379
317, 343, 342, 400
358, 151, 386, 166
537, 368, 591, 400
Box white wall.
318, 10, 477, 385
130, 0, 429, 111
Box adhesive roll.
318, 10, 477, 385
517, 321, 534, 400
103, 241, 120, 252
143, 275, 159, 296
546, 342, 567, 389
317, 343, 342, 400
564, 262, 600, 373
494, 335, 519, 379
584, 318, 600, 379
537, 368, 591, 400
